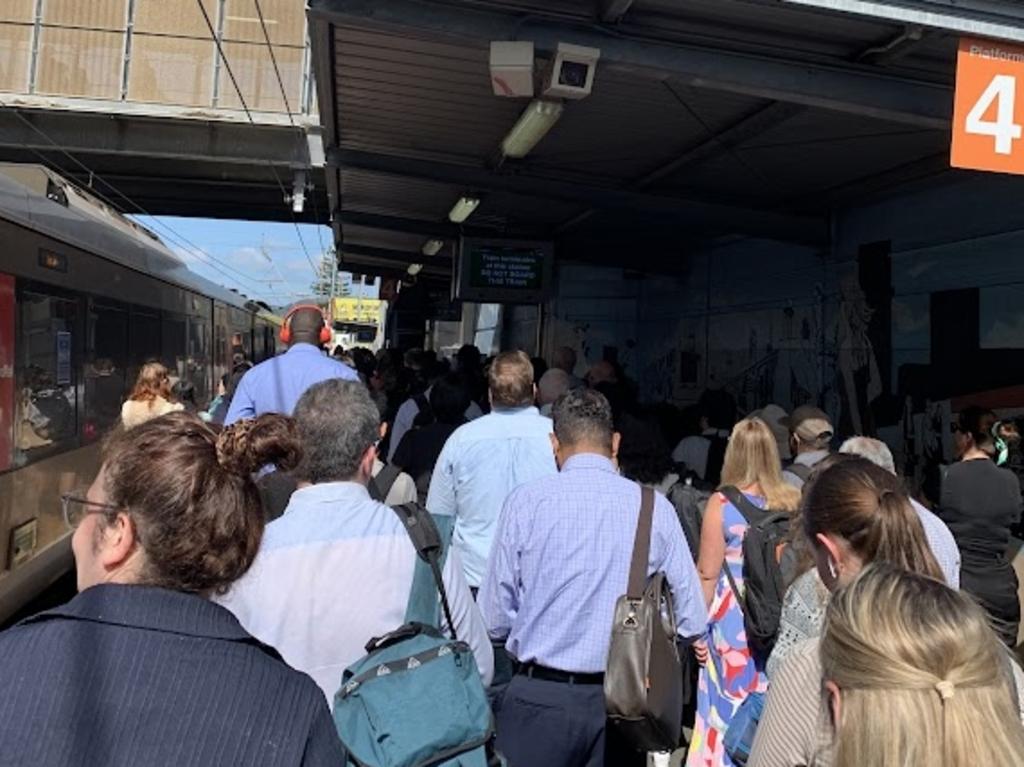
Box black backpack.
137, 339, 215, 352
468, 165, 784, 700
666, 479, 710, 562
719, 486, 791, 664
411, 392, 435, 428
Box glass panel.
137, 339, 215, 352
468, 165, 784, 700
35, 26, 123, 99
0, 1, 35, 24
0, 23, 32, 93
188, 317, 209, 407
134, 0, 217, 37
128, 34, 214, 106
161, 314, 187, 382
43, 0, 128, 31
0, 274, 14, 472
128, 307, 161, 386
218, 41, 303, 113
223, 0, 305, 46
84, 301, 128, 439
15, 290, 79, 466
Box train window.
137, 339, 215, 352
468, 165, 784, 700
14, 289, 80, 467
161, 314, 187, 381
188, 317, 210, 408
128, 307, 160, 385
85, 301, 128, 440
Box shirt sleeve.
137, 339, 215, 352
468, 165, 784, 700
749, 641, 824, 767
387, 399, 417, 462
440, 545, 494, 686
478, 491, 521, 643
426, 434, 457, 518
224, 372, 255, 425
652, 493, 708, 640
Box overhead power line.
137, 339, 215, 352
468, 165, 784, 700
195, 0, 319, 280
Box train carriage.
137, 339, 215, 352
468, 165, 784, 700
0, 164, 279, 622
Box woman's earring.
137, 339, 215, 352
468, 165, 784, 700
827, 558, 839, 580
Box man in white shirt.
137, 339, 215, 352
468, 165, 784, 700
218, 379, 493, 706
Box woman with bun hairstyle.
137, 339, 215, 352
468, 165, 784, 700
0, 412, 343, 766
821, 563, 1024, 767
941, 405, 1023, 647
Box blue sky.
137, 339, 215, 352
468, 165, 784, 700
129, 215, 375, 308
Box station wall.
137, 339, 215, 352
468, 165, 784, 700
503, 172, 1024, 444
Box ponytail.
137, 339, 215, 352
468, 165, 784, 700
803, 457, 943, 581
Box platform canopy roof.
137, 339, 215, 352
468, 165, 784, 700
307, 0, 1023, 280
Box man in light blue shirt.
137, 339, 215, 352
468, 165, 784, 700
426, 350, 556, 588
225, 307, 357, 424
479, 387, 707, 766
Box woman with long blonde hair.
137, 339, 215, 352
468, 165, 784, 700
821, 563, 1024, 767
686, 417, 800, 767
121, 362, 183, 429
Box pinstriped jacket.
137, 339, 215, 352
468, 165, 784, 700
0, 584, 344, 767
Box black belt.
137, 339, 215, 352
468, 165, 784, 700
518, 663, 604, 685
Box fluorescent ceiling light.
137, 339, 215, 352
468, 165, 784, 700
407, 263, 423, 276
501, 99, 564, 159
448, 196, 481, 223
422, 239, 444, 257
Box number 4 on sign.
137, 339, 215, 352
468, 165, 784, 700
965, 75, 1023, 156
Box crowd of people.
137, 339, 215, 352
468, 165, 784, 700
1, 303, 1023, 767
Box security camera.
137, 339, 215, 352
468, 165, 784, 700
542, 43, 600, 100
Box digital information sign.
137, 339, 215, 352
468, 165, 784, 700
455, 238, 553, 304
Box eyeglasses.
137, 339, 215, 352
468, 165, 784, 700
60, 490, 122, 530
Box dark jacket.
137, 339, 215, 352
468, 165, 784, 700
0, 584, 344, 766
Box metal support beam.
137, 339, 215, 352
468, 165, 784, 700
330, 147, 826, 244
308, 0, 953, 128
599, 0, 635, 24
336, 209, 540, 239
342, 242, 452, 269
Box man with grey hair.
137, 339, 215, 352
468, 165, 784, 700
219, 379, 493, 706
550, 345, 582, 388
839, 436, 960, 587
537, 368, 571, 416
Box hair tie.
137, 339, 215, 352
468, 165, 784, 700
934, 679, 955, 701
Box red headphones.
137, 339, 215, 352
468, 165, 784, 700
280, 304, 332, 346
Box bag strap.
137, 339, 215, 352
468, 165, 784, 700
369, 462, 403, 502
626, 486, 656, 600
392, 503, 458, 640
719, 485, 767, 527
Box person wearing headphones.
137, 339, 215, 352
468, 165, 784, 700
225, 305, 358, 425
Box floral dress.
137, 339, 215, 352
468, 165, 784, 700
686, 492, 768, 767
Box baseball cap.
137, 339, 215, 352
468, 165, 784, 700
784, 405, 834, 446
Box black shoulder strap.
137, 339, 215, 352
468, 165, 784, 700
369, 463, 402, 502
413, 392, 430, 413
786, 462, 813, 482
720, 485, 767, 526
391, 503, 457, 640
626, 486, 656, 600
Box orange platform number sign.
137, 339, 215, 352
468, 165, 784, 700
952, 38, 1024, 175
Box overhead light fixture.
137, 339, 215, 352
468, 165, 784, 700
422, 239, 444, 257
407, 263, 423, 276
501, 99, 564, 159
448, 196, 480, 224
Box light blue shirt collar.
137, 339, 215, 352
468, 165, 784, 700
285, 343, 325, 356
561, 453, 617, 474
285, 481, 370, 512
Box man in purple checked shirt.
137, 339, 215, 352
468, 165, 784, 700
479, 387, 707, 767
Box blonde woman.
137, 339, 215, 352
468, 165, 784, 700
686, 418, 801, 767
821, 563, 1024, 767
121, 362, 183, 429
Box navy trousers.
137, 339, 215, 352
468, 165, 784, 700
494, 675, 645, 767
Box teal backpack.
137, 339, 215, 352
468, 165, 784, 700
332, 504, 500, 767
